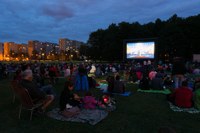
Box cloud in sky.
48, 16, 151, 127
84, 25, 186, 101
0, 0, 200, 43
42, 1, 74, 20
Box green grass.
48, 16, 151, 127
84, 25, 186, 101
0, 78, 200, 133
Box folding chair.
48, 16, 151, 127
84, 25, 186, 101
13, 86, 43, 120
10, 80, 19, 103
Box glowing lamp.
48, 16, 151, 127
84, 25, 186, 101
103, 98, 108, 103
102, 95, 110, 104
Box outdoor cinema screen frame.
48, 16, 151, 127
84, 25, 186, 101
124, 39, 156, 60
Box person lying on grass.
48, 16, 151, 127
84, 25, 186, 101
59, 81, 81, 117
82, 92, 105, 109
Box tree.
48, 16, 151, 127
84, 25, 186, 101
87, 14, 200, 62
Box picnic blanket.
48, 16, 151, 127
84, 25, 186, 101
97, 83, 131, 96
168, 102, 200, 114
96, 83, 108, 89
110, 91, 131, 96
137, 89, 171, 95
47, 107, 115, 125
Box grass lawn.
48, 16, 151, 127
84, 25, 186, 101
0, 77, 200, 133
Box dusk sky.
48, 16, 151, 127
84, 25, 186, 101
0, 0, 200, 44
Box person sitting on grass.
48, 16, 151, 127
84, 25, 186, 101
148, 69, 157, 80
89, 64, 96, 74
150, 73, 164, 90
59, 81, 81, 117
113, 75, 125, 93
20, 69, 54, 113
106, 75, 115, 93
139, 74, 150, 90
168, 80, 193, 108
64, 65, 71, 78
88, 75, 97, 89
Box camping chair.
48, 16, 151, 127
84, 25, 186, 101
10, 80, 19, 103
13, 85, 43, 120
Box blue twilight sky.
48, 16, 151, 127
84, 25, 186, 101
0, 0, 200, 44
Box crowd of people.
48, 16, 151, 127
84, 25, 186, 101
1, 58, 200, 118
6, 62, 124, 116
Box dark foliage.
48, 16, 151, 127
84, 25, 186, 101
86, 14, 200, 62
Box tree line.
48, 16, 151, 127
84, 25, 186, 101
80, 14, 200, 62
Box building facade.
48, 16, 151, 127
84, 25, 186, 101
59, 38, 71, 51
16, 44, 28, 60
0, 38, 84, 61
59, 38, 84, 60
0, 43, 3, 61
4, 42, 16, 60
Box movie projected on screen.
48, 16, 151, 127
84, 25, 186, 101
126, 41, 155, 59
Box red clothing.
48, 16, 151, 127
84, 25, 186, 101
173, 87, 193, 108
83, 96, 97, 109
136, 72, 142, 80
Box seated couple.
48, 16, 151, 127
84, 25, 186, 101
106, 75, 125, 94
20, 69, 56, 113
59, 81, 105, 117
139, 71, 166, 90
168, 80, 200, 109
